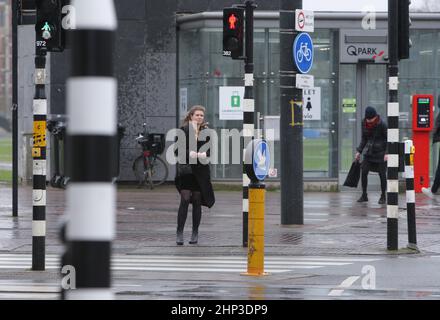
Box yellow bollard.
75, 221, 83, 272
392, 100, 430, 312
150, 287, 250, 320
242, 182, 268, 276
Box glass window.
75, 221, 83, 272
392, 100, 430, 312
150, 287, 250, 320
179, 25, 339, 179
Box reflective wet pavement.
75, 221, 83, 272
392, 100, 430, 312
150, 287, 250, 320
0, 184, 439, 299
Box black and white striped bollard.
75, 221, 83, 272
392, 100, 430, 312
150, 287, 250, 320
404, 140, 418, 250
32, 47, 47, 271
387, 0, 400, 250
64, 0, 117, 299
242, 0, 256, 248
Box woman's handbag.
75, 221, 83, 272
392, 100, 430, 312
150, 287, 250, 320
178, 163, 192, 176
343, 160, 361, 188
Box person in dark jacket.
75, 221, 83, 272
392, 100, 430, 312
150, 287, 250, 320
174, 105, 215, 245
422, 108, 440, 199
355, 106, 388, 204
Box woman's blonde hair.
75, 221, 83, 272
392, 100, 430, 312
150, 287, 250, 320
182, 105, 206, 127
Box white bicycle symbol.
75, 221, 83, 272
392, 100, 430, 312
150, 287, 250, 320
296, 42, 312, 63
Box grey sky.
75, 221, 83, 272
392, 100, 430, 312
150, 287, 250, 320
303, 0, 440, 12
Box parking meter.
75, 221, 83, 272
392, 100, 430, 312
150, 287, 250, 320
412, 94, 434, 192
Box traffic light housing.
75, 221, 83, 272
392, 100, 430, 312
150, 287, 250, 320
35, 0, 65, 52
398, 0, 411, 60
223, 7, 244, 59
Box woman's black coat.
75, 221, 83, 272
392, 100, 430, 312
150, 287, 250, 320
356, 118, 388, 163
174, 124, 215, 208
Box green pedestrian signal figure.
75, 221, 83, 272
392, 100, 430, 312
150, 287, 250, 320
231, 91, 241, 108
41, 22, 52, 40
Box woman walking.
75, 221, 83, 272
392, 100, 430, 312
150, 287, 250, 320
175, 105, 215, 245
355, 106, 388, 204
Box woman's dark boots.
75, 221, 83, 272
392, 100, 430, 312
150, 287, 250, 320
177, 191, 191, 245
189, 230, 198, 244
378, 193, 386, 204
176, 231, 184, 245
357, 193, 368, 202
189, 192, 202, 244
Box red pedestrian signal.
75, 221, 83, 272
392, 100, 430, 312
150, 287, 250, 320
228, 14, 237, 29
223, 8, 244, 59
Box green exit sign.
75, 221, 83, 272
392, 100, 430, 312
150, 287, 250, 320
418, 98, 430, 104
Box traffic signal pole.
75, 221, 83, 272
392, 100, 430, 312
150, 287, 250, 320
12, 0, 18, 217
387, 0, 400, 251
280, 0, 304, 225
64, 0, 117, 299
32, 33, 48, 272
31, 0, 65, 271
241, 0, 256, 247
222, 3, 253, 246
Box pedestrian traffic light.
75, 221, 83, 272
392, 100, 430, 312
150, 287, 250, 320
223, 7, 244, 59
398, 0, 411, 60
35, 0, 64, 52
19, 0, 36, 10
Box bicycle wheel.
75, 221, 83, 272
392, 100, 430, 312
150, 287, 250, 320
305, 48, 312, 61
132, 155, 147, 187
148, 155, 169, 186
296, 49, 303, 63
146, 167, 154, 190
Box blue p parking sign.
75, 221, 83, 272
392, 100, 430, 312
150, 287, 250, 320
293, 33, 314, 74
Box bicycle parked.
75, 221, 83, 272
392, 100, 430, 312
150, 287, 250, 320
132, 123, 168, 189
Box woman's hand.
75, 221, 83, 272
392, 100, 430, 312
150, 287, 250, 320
197, 152, 207, 159
355, 152, 361, 161
189, 151, 198, 159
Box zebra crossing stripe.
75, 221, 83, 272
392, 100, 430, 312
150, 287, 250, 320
0, 254, 380, 262
0, 254, 380, 273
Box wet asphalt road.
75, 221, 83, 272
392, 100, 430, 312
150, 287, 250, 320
0, 184, 439, 300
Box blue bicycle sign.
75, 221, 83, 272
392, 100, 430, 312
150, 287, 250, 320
293, 33, 314, 74
296, 42, 312, 63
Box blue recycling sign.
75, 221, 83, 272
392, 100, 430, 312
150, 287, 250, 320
253, 140, 270, 181
293, 32, 314, 74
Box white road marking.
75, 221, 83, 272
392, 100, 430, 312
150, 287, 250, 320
0, 254, 380, 274
328, 276, 360, 296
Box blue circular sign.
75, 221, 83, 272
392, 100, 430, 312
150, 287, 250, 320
293, 32, 314, 74
253, 140, 270, 181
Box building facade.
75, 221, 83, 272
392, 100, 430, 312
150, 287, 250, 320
15, 1, 440, 188
0, 0, 11, 130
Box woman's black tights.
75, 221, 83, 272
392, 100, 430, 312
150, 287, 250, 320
177, 190, 202, 233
